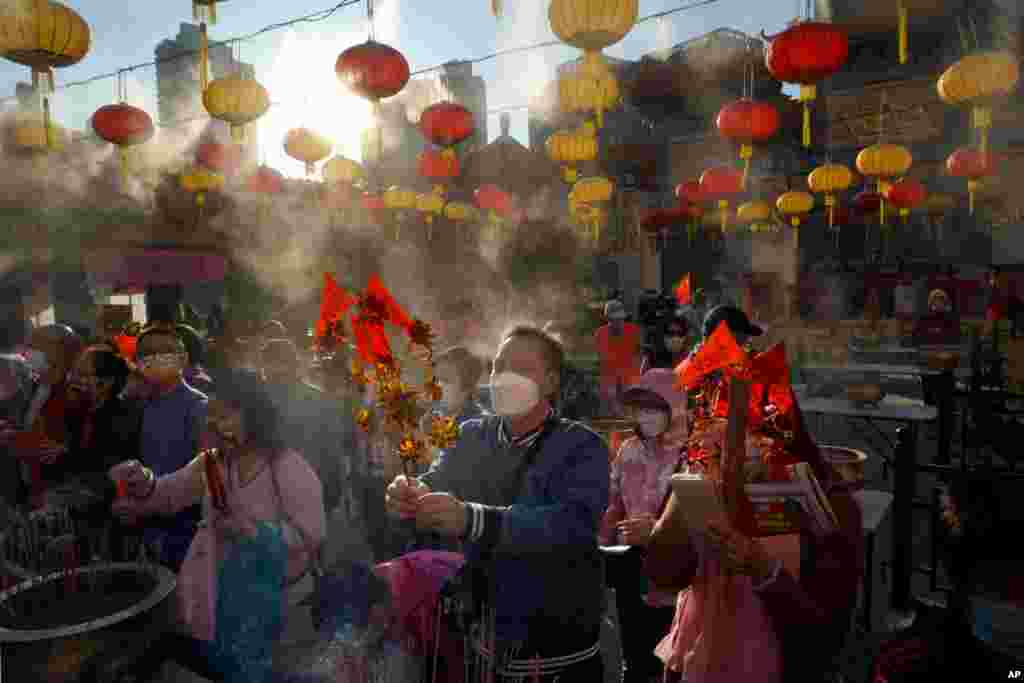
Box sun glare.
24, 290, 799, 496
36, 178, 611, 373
259, 29, 373, 178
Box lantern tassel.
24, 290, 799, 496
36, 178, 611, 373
42, 96, 54, 150
898, 1, 908, 65
826, 195, 835, 228
739, 145, 753, 189
798, 85, 816, 148
968, 180, 978, 215
119, 148, 130, 181
197, 192, 206, 208
719, 200, 729, 232
974, 107, 992, 155
199, 23, 210, 92
231, 124, 245, 144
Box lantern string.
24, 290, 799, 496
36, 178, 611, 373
367, 0, 375, 41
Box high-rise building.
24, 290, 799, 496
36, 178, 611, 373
155, 24, 258, 155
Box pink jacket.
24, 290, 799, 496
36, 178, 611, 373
119, 449, 325, 642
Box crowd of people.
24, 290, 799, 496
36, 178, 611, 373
2, 292, 1011, 683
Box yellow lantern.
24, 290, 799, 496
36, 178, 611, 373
856, 143, 912, 223
736, 200, 774, 232
558, 58, 620, 128
569, 175, 614, 242
776, 191, 814, 227
322, 155, 364, 187
0, 0, 90, 149
416, 191, 446, 235
383, 185, 416, 240
284, 127, 332, 176
444, 201, 478, 223
203, 74, 271, 143
545, 121, 598, 183
180, 165, 225, 208
548, 0, 639, 63
808, 163, 855, 228
938, 51, 1020, 155
11, 112, 66, 154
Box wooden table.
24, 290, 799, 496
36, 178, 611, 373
794, 388, 937, 619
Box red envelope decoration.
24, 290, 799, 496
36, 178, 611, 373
675, 274, 692, 305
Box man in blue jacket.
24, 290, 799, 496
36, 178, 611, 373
386, 325, 610, 682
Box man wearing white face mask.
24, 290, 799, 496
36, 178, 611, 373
601, 369, 688, 683
386, 326, 610, 682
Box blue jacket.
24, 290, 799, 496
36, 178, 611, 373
419, 414, 610, 644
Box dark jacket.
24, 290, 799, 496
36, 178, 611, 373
419, 414, 611, 644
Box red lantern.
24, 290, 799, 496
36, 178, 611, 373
418, 148, 460, 185
197, 141, 242, 177
245, 165, 284, 194
475, 184, 514, 215
641, 208, 672, 234
853, 191, 883, 217
675, 180, 703, 205
884, 178, 927, 220
91, 103, 155, 178
700, 166, 744, 232
419, 102, 475, 148
335, 41, 410, 102
830, 203, 851, 226
764, 21, 849, 147
716, 99, 780, 187
946, 147, 996, 213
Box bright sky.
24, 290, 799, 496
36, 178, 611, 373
0, 0, 803, 177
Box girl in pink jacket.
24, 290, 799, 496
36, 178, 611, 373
111, 370, 326, 683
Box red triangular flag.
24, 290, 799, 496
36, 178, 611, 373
352, 314, 394, 366
113, 334, 137, 360
367, 274, 413, 332
675, 321, 747, 390
316, 273, 355, 339
748, 343, 790, 387
675, 274, 692, 305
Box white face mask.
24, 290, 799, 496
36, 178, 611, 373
635, 409, 669, 438
490, 372, 541, 417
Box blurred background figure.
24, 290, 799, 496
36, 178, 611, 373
594, 300, 642, 417
544, 320, 600, 421
433, 345, 488, 425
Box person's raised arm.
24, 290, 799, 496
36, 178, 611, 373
109, 455, 206, 522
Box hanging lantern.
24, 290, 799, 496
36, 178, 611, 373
548, 0, 639, 64
416, 192, 446, 237
90, 103, 154, 179
203, 74, 271, 143
180, 165, 224, 208
545, 122, 598, 183
419, 102, 475, 148
196, 140, 242, 178
475, 184, 515, 234
417, 149, 460, 193
675, 180, 704, 206
853, 191, 884, 222
569, 176, 614, 243
361, 192, 387, 225
776, 191, 814, 227
10, 111, 66, 157
737, 199, 775, 233
716, 99, 780, 188
938, 51, 1020, 156
284, 128, 332, 176
884, 178, 927, 222
808, 163, 855, 228
245, 164, 283, 194
444, 201, 478, 224
558, 57, 621, 128
764, 21, 849, 147
699, 166, 744, 231
190, 1, 226, 91
946, 147, 996, 214
336, 41, 410, 101
323, 155, 364, 188
922, 193, 956, 223
856, 142, 913, 223
0, 0, 90, 149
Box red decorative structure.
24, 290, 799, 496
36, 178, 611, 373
764, 21, 849, 147
419, 102, 475, 148
700, 166, 744, 231
716, 99, 780, 187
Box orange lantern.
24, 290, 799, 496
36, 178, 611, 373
91, 103, 155, 180
716, 99, 780, 188
884, 178, 927, 222
699, 166, 744, 231
284, 128, 332, 176
946, 147, 996, 214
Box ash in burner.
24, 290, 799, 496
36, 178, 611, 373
0, 568, 157, 630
